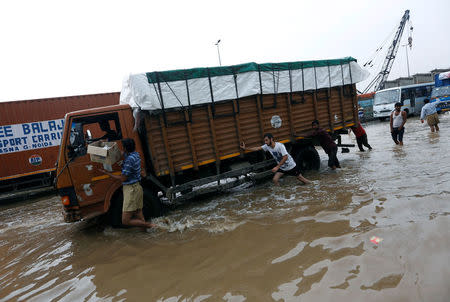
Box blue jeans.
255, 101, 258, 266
391, 127, 404, 144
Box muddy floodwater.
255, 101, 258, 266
1, 114, 450, 302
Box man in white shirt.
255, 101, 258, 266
390, 102, 407, 145
420, 98, 441, 132
240, 133, 311, 185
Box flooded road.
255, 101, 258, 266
1, 114, 450, 301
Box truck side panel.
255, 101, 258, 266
145, 85, 357, 176
0, 93, 119, 185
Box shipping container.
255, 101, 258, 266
0, 93, 119, 199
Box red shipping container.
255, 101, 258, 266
0, 93, 119, 191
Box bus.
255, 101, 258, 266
373, 82, 434, 120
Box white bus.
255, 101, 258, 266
373, 82, 434, 120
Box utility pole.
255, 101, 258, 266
403, 44, 410, 77
215, 40, 222, 66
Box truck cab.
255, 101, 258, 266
55, 105, 144, 223
431, 71, 450, 112
431, 86, 450, 112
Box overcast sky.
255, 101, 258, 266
0, 0, 449, 102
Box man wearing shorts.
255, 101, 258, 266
240, 133, 311, 186
420, 98, 442, 132
100, 138, 156, 229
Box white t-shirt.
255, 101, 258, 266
261, 142, 297, 171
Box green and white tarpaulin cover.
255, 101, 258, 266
120, 57, 369, 110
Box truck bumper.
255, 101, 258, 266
63, 206, 82, 222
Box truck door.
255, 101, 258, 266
401, 88, 413, 115
66, 113, 123, 211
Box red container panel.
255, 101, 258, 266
0, 93, 120, 181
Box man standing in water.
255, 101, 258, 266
309, 120, 340, 170
100, 138, 156, 230
420, 98, 441, 132
390, 102, 407, 145
240, 133, 311, 185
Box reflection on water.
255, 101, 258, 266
391, 145, 407, 159
1, 114, 450, 301
427, 132, 440, 145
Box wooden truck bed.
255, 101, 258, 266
143, 85, 357, 178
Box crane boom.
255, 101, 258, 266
363, 10, 410, 93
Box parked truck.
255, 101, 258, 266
357, 92, 375, 121
0, 93, 119, 202
431, 71, 450, 112
54, 57, 369, 224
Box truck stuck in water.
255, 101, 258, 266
54, 57, 369, 225
0, 93, 119, 201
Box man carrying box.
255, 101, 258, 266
99, 138, 156, 230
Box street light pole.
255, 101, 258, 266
215, 39, 222, 66
402, 44, 410, 77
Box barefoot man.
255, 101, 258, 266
240, 133, 311, 186
100, 138, 157, 230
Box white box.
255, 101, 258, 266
87, 141, 121, 165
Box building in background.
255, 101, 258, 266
384, 68, 450, 89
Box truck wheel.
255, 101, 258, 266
108, 190, 123, 228
294, 146, 320, 171
143, 188, 163, 219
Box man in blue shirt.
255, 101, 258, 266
100, 138, 156, 230
420, 99, 442, 132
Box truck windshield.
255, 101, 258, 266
68, 113, 122, 159
374, 89, 400, 105
432, 86, 450, 98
